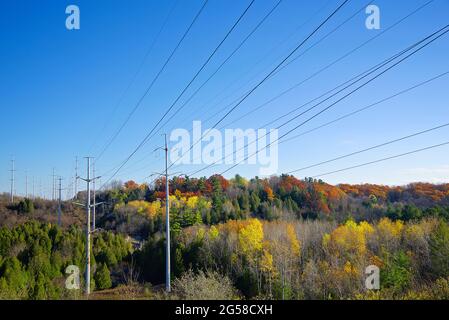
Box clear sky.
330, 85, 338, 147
1, 0, 449, 198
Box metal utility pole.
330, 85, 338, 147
153, 135, 171, 292
32, 176, 35, 199
84, 158, 91, 295
10, 158, 15, 203
51, 168, 56, 201
77, 157, 101, 296
164, 134, 171, 293
92, 162, 96, 231
74, 156, 78, 199
57, 177, 63, 227
25, 171, 28, 198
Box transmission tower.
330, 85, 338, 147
10, 158, 15, 203
25, 170, 28, 198
57, 177, 64, 227
92, 162, 96, 231
51, 168, 56, 201
74, 156, 78, 199
154, 134, 171, 292
77, 157, 101, 296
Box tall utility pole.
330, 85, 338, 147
25, 171, 28, 198
92, 162, 96, 231
164, 134, 171, 293
57, 177, 63, 227
51, 168, 56, 201
32, 176, 35, 199
74, 156, 78, 199
84, 158, 91, 295
10, 158, 15, 203
85, 157, 91, 295
77, 157, 100, 296
153, 135, 171, 292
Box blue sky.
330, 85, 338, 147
1, 0, 449, 198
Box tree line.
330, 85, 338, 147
1, 174, 449, 299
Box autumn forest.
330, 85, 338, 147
1, 174, 449, 300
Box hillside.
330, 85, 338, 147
1, 175, 449, 300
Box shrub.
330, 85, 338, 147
95, 263, 112, 290
429, 221, 449, 278
172, 270, 239, 300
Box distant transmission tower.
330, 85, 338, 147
10, 157, 15, 203
74, 156, 78, 199
57, 177, 64, 227
25, 170, 28, 198
51, 168, 56, 201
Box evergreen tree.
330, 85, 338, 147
430, 221, 449, 278
94, 263, 112, 290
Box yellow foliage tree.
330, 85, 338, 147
186, 196, 199, 209
323, 220, 374, 257
404, 224, 424, 242
286, 224, 301, 257
208, 225, 219, 240
260, 246, 275, 275
128, 200, 150, 215
377, 218, 404, 238
238, 219, 264, 258
128, 200, 161, 218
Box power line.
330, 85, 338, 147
280, 70, 449, 145
133, 0, 256, 156
158, 0, 371, 153
311, 141, 449, 178
272, 0, 434, 79
108, 0, 284, 177
88, 0, 180, 154
95, 0, 209, 162
100, 0, 258, 187
189, 39, 415, 169
287, 122, 449, 174
218, 24, 449, 176
168, 0, 351, 171
186, 0, 335, 126
121, 0, 434, 179
145, 0, 284, 142
186, 26, 448, 176
97, 0, 338, 179
217, 0, 435, 129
